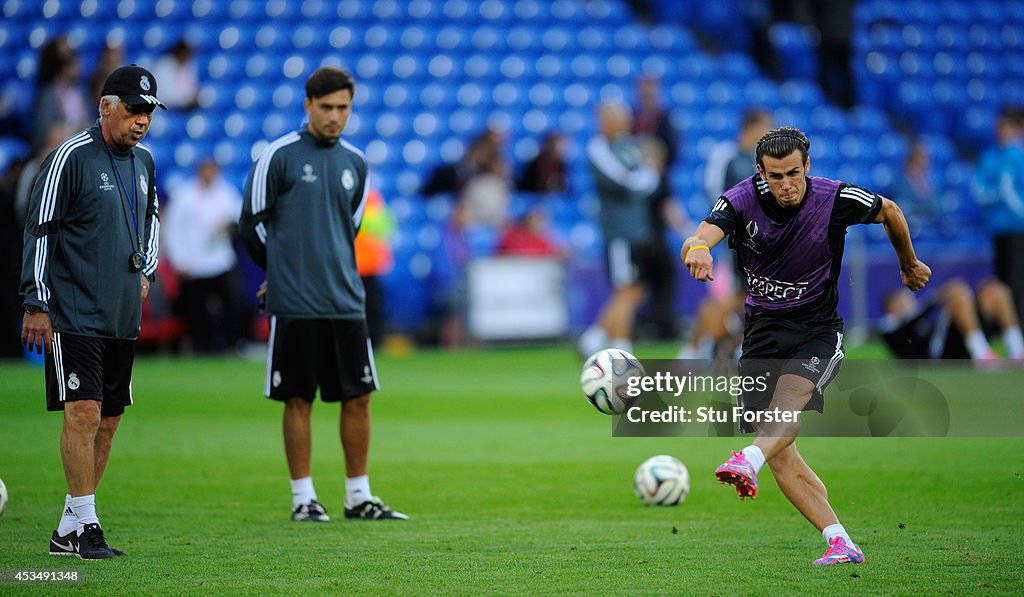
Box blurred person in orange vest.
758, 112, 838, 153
354, 187, 395, 345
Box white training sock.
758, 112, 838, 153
290, 476, 317, 509
579, 325, 608, 357
965, 330, 993, 359
741, 446, 766, 475
71, 495, 99, 535
57, 493, 77, 536
609, 337, 633, 352
345, 475, 372, 507
822, 523, 853, 545
1004, 327, 1024, 359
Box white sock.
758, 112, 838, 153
290, 476, 317, 509
1004, 327, 1024, 359
965, 330, 993, 359
609, 337, 633, 352
822, 523, 853, 545
71, 495, 99, 535
741, 445, 766, 474
579, 325, 608, 357
345, 475, 372, 507
57, 493, 77, 536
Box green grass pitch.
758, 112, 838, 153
1, 345, 1022, 595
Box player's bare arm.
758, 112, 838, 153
874, 197, 931, 291
681, 222, 726, 282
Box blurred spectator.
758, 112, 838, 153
880, 279, 1023, 363
638, 136, 689, 340
433, 203, 472, 348
517, 133, 568, 194
15, 124, 75, 229
163, 157, 250, 352
704, 108, 773, 297
459, 127, 511, 228
888, 142, 937, 221
578, 102, 661, 355
354, 187, 396, 345
422, 127, 503, 197
496, 207, 562, 257
88, 42, 125, 107
632, 75, 678, 179
705, 108, 774, 201
152, 40, 200, 111
0, 153, 26, 357
972, 109, 1024, 318
33, 36, 88, 152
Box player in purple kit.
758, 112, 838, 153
681, 127, 931, 565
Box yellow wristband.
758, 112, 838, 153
687, 245, 710, 255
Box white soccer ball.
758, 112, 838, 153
634, 455, 690, 506
0, 478, 7, 517
580, 348, 646, 415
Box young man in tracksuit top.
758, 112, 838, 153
239, 66, 407, 522
21, 65, 164, 559
681, 126, 931, 566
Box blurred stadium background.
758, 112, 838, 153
1, 0, 1019, 350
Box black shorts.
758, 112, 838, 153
737, 317, 845, 432
606, 239, 661, 289
45, 332, 136, 417
265, 317, 379, 402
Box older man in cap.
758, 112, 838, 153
21, 64, 165, 560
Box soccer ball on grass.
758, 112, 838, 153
0, 477, 7, 517
634, 455, 690, 506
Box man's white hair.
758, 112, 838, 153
98, 94, 120, 118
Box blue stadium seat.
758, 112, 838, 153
769, 22, 819, 81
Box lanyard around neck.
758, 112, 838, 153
104, 142, 141, 250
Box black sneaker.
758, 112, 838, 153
291, 500, 330, 522
77, 523, 117, 560
49, 530, 78, 556
344, 497, 409, 520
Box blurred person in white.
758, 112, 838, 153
33, 36, 89, 152
578, 102, 661, 356
152, 40, 200, 111
459, 127, 512, 228
163, 157, 250, 352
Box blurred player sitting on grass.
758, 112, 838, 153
681, 126, 931, 565
881, 278, 1024, 363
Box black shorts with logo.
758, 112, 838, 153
45, 332, 136, 417
737, 317, 845, 432
265, 317, 379, 402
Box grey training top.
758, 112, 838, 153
239, 128, 369, 319
21, 122, 160, 339
587, 134, 660, 244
